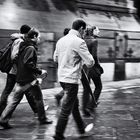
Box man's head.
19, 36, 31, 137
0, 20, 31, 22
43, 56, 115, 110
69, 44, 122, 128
63, 28, 70, 36
26, 28, 40, 44
72, 19, 86, 37
20, 24, 31, 34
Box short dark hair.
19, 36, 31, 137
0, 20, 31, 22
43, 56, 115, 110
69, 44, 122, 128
63, 28, 70, 36
20, 24, 31, 34
26, 28, 39, 39
85, 28, 93, 36
72, 19, 86, 30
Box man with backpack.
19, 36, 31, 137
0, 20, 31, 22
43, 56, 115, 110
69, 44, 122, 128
0, 28, 52, 129
0, 25, 38, 122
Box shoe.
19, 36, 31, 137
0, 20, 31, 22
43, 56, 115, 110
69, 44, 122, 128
40, 119, 53, 125
53, 135, 65, 140
85, 123, 94, 132
45, 105, 49, 111
89, 101, 100, 112
55, 95, 61, 106
0, 122, 13, 129
80, 123, 94, 137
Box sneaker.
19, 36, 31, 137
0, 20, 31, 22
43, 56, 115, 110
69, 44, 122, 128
45, 105, 49, 111
0, 121, 13, 129
80, 123, 94, 137
39, 119, 53, 125
53, 135, 65, 140
89, 101, 100, 112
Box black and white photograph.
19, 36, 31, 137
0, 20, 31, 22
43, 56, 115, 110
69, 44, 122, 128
0, 0, 140, 140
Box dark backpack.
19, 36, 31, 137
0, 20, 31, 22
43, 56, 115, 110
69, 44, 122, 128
0, 41, 13, 73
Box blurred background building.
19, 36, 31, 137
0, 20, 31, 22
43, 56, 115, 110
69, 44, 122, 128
0, 0, 140, 89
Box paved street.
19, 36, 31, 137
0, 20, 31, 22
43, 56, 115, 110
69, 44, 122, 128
0, 79, 140, 140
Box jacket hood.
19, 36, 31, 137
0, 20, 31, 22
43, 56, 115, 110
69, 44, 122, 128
11, 33, 24, 40
19, 39, 37, 53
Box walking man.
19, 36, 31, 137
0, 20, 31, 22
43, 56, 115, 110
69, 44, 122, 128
0, 28, 52, 129
54, 28, 70, 106
0, 25, 38, 117
53, 19, 95, 140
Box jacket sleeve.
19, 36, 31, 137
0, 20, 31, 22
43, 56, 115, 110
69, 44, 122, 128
53, 44, 58, 62
91, 40, 99, 65
78, 41, 95, 68
23, 47, 42, 75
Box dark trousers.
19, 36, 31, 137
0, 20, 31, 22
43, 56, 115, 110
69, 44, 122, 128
55, 90, 64, 100
82, 68, 102, 110
55, 77, 86, 102
54, 82, 85, 140
89, 73, 102, 102
0, 74, 37, 116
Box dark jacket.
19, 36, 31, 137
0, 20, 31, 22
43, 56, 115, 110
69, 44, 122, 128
84, 36, 99, 65
84, 36, 104, 76
16, 40, 42, 84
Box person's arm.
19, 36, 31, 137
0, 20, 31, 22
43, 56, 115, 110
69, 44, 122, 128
23, 46, 42, 75
91, 40, 100, 65
78, 41, 95, 68
91, 39, 104, 73
53, 44, 59, 63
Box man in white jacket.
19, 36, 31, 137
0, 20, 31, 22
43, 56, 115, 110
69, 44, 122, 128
53, 19, 95, 140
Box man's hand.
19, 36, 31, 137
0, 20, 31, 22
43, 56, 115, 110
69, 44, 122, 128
41, 69, 48, 78
31, 79, 38, 86
41, 69, 47, 75
37, 78, 43, 84
30, 78, 43, 86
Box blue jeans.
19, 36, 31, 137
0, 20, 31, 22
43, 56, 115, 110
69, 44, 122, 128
54, 82, 85, 140
0, 83, 46, 123
0, 74, 15, 116
0, 74, 37, 116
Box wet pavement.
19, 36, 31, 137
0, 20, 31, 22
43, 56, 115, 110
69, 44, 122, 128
0, 78, 140, 140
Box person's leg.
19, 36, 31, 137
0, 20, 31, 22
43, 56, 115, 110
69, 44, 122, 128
0, 74, 16, 116
81, 71, 91, 116
89, 70, 102, 109
55, 90, 64, 100
30, 84, 52, 124
92, 76, 102, 102
54, 83, 79, 140
0, 83, 24, 127
55, 90, 64, 106
72, 97, 85, 134
73, 100, 94, 137
25, 91, 37, 114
